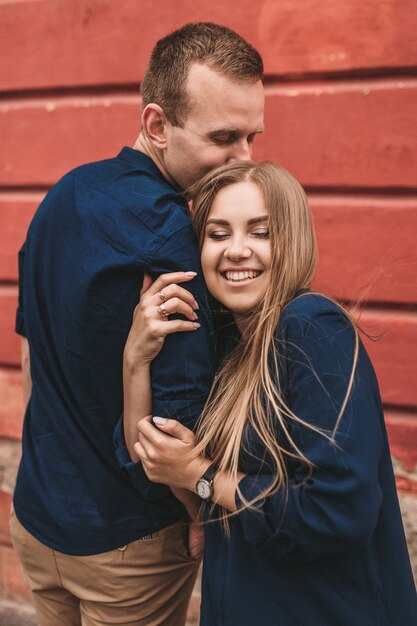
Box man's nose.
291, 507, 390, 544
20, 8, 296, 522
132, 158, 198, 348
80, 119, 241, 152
227, 139, 252, 162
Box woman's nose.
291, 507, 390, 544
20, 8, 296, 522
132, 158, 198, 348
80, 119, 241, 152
224, 238, 252, 259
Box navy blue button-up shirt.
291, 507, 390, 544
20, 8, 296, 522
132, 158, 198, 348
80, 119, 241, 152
14, 147, 215, 555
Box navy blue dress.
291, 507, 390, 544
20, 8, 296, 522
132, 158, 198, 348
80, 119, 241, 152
200, 294, 417, 625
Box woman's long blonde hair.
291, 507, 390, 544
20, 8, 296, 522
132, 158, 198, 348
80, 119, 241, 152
188, 161, 358, 526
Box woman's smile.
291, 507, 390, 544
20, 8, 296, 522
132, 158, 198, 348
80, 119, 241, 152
221, 268, 263, 284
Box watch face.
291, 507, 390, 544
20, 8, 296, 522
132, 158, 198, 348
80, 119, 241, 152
196, 479, 212, 499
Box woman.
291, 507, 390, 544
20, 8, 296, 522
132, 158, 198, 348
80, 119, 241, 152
123, 162, 417, 625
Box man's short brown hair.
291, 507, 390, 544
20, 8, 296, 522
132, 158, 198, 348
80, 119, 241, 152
141, 22, 263, 127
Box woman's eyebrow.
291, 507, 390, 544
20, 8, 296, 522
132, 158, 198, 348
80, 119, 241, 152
206, 218, 230, 225
206, 216, 269, 226
247, 215, 269, 225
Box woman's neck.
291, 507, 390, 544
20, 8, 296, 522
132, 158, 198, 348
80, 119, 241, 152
233, 313, 251, 338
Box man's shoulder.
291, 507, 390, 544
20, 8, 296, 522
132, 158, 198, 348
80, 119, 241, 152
69, 148, 190, 233
67, 148, 151, 199
45, 151, 130, 203
43, 148, 189, 235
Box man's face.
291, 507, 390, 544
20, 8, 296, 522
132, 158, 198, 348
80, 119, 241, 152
163, 63, 265, 190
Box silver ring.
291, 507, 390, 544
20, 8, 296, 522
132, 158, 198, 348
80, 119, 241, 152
157, 291, 167, 303
157, 303, 169, 320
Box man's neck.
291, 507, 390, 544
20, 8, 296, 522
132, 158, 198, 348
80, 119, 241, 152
133, 133, 181, 191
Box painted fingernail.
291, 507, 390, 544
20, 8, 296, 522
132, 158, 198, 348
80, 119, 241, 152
193, 300, 199, 310
193, 323, 201, 329
185, 271, 197, 277
193, 313, 198, 320
153, 416, 168, 425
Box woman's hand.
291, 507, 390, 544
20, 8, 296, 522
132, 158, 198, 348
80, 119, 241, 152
124, 271, 200, 369
134, 416, 211, 491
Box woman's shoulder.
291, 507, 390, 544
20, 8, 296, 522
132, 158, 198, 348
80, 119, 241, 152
279, 292, 355, 344
282, 291, 342, 316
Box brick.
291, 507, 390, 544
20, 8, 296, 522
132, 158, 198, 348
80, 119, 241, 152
360, 310, 417, 407
0, 95, 139, 187
256, 0, 417, 76
2, 81, 416, 188
395, 476, 417, 496
1, 0, 416, 91
311, 196, 417, 304
0, 369, 25, 440
0, 288, 20, 366
0, 491, 13, 546
385, 412, 417, 473
0, 544, 31, 600
255, 79, 417, 188
0, 194, 42, 282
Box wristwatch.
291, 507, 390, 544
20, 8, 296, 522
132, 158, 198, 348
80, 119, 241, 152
195, 463, 217, 500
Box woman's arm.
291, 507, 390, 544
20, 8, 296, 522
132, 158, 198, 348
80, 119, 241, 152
135, 416, 245, 512
234, 300, 385, 561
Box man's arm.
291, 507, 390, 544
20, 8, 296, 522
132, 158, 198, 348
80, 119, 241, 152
20, 337, 32, 406
115, 224, 215, 483
147, 226, 216, 428
123, 271, 201, 460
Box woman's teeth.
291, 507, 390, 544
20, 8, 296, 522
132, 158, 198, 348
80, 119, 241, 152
223, 270, 261, 282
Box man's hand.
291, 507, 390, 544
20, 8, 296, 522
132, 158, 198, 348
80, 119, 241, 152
188, 520, 204, 560
171, 487, 205, 559
134, 416, 211, 492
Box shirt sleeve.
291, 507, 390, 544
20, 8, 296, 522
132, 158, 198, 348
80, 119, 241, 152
113, 417, 172, 500
235, 300, 385, 562
114, 223, 216, 495
15, 243, 27, 337
146, 224, 216, 427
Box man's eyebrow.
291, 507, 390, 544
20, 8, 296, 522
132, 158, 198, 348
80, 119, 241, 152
207, 129, 237, 137
208, 127, 265, 137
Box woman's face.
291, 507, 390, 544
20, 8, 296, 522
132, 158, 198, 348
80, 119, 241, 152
201, 181, 272, 319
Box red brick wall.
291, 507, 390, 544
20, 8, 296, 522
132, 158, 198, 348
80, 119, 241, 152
1, 0, 416, 609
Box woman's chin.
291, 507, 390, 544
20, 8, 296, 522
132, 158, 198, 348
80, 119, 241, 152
226, 303, 260, 318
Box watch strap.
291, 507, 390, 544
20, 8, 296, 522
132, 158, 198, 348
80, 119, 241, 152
200, 462, 217, 484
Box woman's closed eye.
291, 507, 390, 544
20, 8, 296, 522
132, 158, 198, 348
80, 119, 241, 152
206, 230, 230, 240
251, 229, 270, 239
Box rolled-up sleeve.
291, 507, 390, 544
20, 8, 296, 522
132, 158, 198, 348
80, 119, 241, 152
236, 302, 384, 562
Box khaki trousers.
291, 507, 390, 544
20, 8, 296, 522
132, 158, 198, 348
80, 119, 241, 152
10, 508, 198, 626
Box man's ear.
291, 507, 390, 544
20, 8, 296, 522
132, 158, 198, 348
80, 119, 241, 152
141, 104, 168, 149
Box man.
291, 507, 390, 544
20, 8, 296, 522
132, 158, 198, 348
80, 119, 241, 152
11, 22, 264, 626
